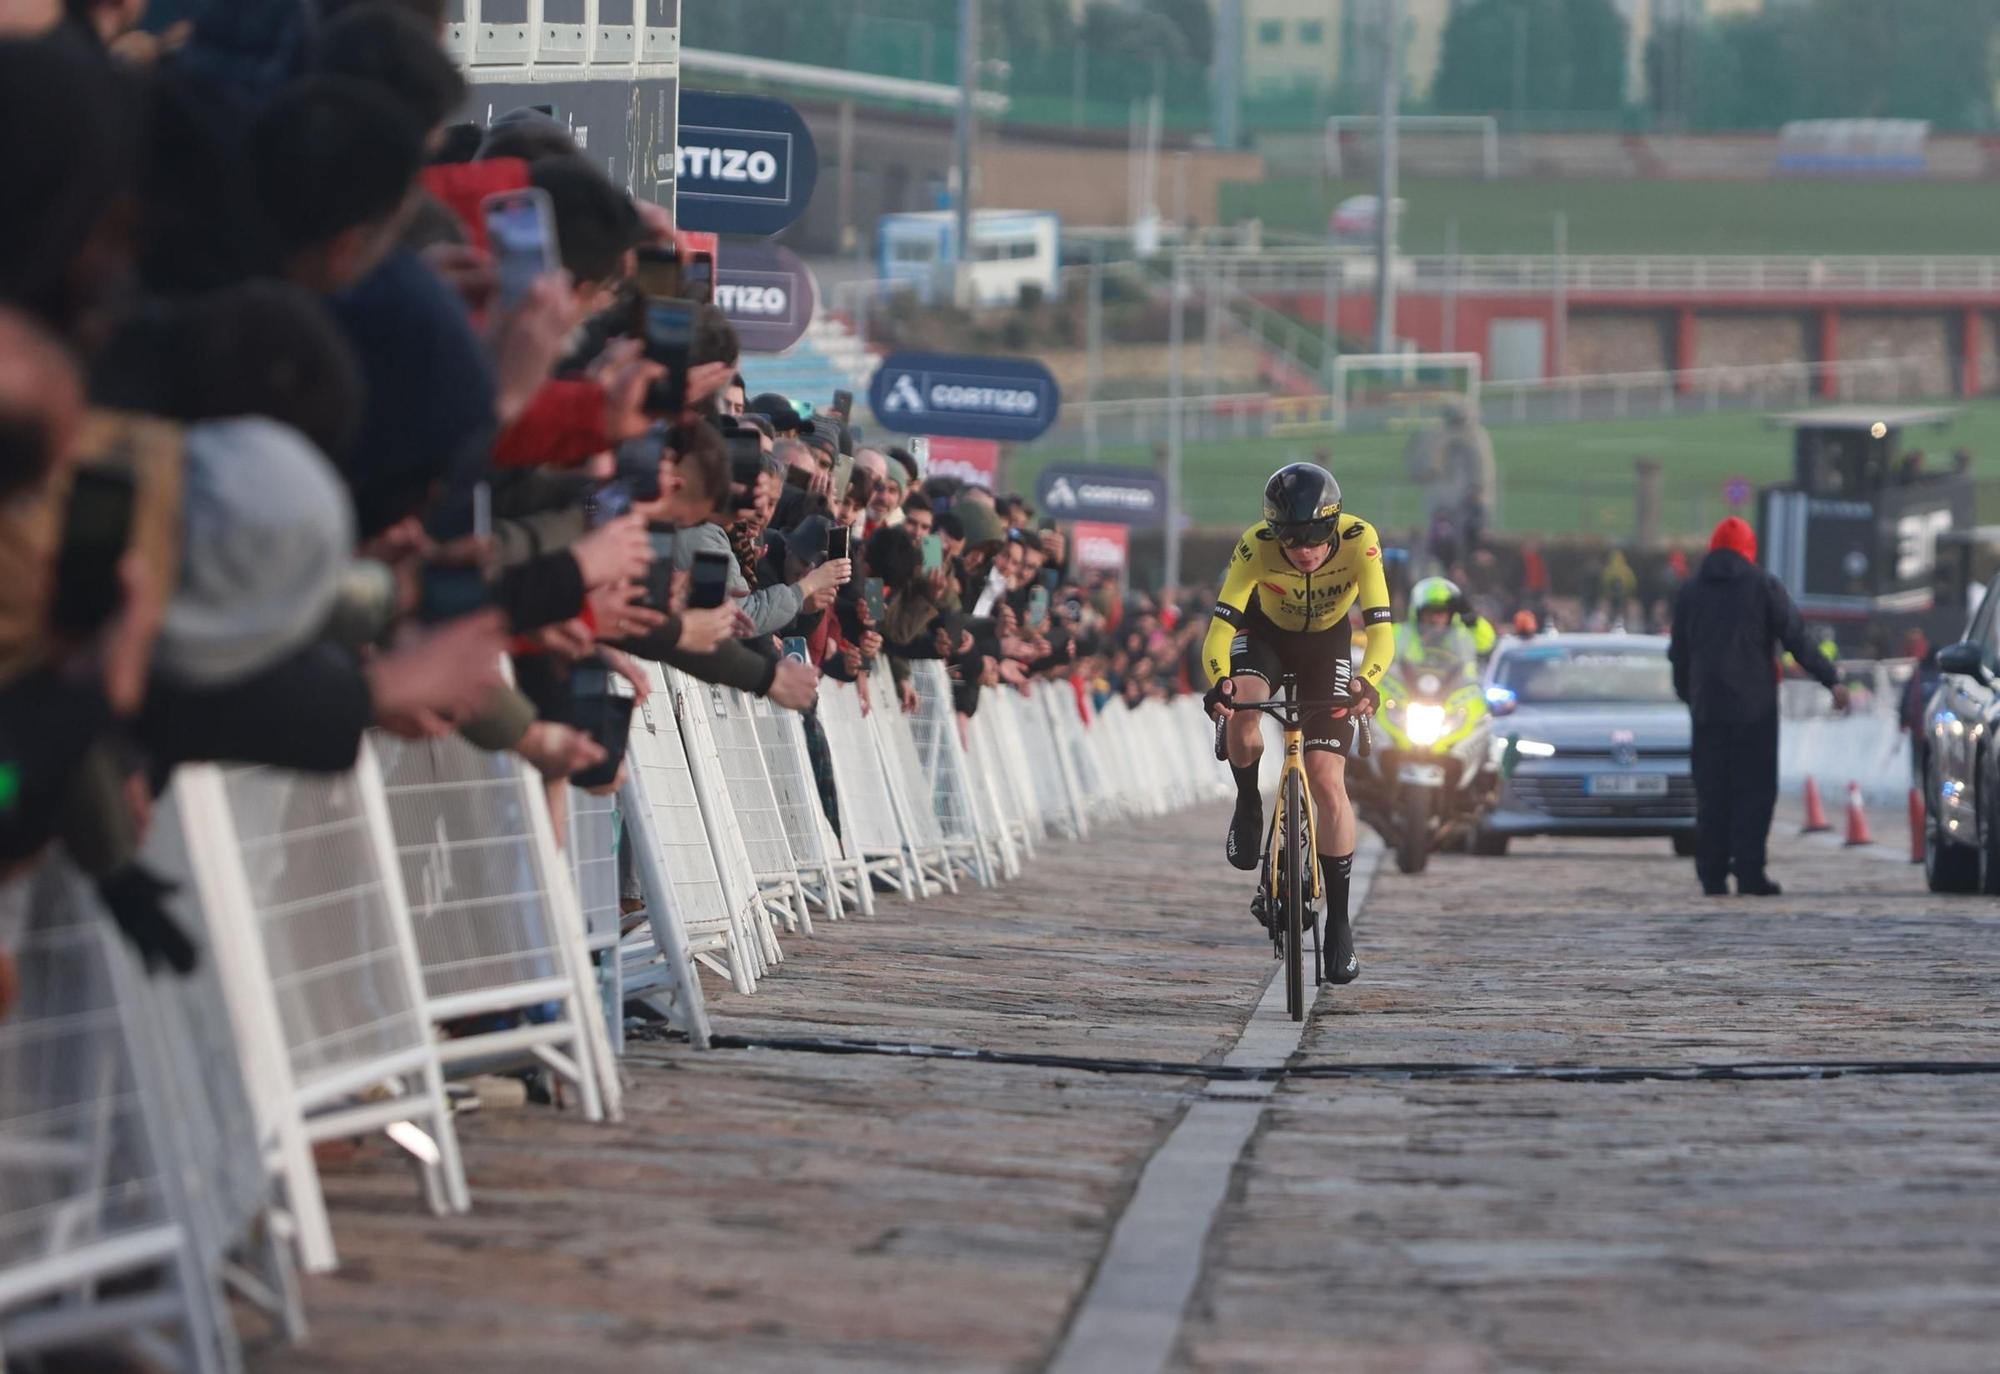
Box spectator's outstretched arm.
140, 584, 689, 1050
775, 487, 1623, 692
138, 644, 374, 773
1766, 572, 1840, 691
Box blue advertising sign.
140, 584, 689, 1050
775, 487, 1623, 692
715, 243, 816, 354
673, 91, 818, 236
1033, 465, 1168, 527
868, 352, 1061, 443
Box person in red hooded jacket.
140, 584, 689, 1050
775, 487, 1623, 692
1669, 516, 1848, 897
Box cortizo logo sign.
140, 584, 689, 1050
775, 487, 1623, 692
714, 283, 789, 316
882, 377, 1041, 416
1044, 477, 1156, 513
676, 144, 779, 184
869, 352, 1061, 442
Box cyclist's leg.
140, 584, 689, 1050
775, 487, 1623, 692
1222, 635, 1279, 872
1292, 629, 1362, 983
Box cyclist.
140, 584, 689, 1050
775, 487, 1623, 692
1201, 462, 1394, 986
1396, 576, 1494, 678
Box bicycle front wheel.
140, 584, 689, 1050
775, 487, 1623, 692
1283, 768, 1306, 1022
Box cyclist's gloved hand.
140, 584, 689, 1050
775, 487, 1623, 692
1348, 677, 1380, 718
1203, 676, 1236, 720
1454, 596, 1479, 629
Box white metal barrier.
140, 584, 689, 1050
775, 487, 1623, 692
1, 669, 1222, 1367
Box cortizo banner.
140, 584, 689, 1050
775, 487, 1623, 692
713, 243, 816, 354
868, 352, 1061, 443
1034, 464, 1167, 527
671, 91, 818, 237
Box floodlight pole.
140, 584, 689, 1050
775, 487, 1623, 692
1166, 250, 1185, 590
951, 0, 979, 306
1372, 0, 1403, 354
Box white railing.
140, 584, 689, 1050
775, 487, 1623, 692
1167, 249, 2000, 299
0, 674, 1226, 1367
1038, 355, 1942, 449
443, 0, 677, 78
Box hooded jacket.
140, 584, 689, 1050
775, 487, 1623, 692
1669, 539, 1837, 724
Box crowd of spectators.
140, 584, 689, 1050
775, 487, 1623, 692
0, 0, 1169, 1008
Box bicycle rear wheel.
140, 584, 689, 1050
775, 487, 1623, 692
1283, 769, 1306, 1021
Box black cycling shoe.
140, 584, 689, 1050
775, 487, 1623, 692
1323, 913, 1359, 985
1225, 794, 1262, 871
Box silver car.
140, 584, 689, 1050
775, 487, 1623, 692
1476, 634, 1697, 857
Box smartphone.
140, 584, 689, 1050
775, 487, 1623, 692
826, 528, 850, 564
689, 550, 731, 610
50, 465, 136, 634
863, 577, 886, 623
481, 188, 560, 313
920, 534, 944, 574
639, 558, 675, 614
640, 298, 695, 415
829, 389, 853, 421
785, 465, 814, 491
615, 439, 663, 502
588, 479, 633, 526
417, 564, 492, 623
683, 250, 714, 305
781, 636, 810, 665
632, 242, 683, 300
472, 480, 492, 543
1026, 585, 1050, 630
726, 432, 763, 477
830, 454, 854, 495
565, 660, 635, 791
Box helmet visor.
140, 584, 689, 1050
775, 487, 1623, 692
1273, 519, 1338, 549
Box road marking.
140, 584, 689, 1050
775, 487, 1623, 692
1045, 838, 1382, 1374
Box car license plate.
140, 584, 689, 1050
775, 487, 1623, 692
1399, 763, 1447, 787
1586, 773, 1668, 797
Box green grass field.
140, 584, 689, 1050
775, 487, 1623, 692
1009, 402, 2000, 542
1220, 177, 2000, 256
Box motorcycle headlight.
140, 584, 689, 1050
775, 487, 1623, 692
1405, 702, 1447, 746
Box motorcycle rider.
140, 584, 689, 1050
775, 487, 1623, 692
1397, 576, 1494, 675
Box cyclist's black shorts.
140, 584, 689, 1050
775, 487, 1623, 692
1229, 601, 1357, 756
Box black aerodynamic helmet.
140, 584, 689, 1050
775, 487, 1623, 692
1262, 462, 1342, 548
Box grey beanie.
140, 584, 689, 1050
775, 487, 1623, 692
154, 417, 353, 686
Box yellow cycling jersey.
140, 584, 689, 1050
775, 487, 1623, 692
1202, 516, 1397, 688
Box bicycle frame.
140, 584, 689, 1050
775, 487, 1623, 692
1266, 715, 1323, 907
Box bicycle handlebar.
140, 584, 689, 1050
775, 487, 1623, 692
1210, 683, 1374, 761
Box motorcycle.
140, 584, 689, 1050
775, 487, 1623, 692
1354, 655, 1497, 875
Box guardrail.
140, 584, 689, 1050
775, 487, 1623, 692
1166, 250, 2000, 298
1038, 355, 1940, 451
0, 671, 1226, 1369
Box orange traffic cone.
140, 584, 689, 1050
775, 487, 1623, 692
1801, 777, 1831, 834
1843, 782, 1874, 847
1908, 788, 1926, 865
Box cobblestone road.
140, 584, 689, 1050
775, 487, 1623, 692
251, 807, 2000, 1374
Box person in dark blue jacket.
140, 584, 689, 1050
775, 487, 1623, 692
1670, 517, 1849, 897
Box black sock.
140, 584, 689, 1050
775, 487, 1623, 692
1320, 853, 1354, 951
1230, 761, 1261, 805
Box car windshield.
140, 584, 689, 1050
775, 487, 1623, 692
1497, 647, 1678, 705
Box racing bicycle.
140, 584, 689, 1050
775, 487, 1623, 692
1212, 675, 1371, 1022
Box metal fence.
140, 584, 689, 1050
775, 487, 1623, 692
0, 671, 1226, 1366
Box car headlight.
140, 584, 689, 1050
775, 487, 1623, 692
1405, 702, 1447, 746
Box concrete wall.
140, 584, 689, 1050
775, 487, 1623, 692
1840, 312, 1955, 397
1693, 312, 1812, 370
978, 144, 1267, 232
1570, 312, 1675, 374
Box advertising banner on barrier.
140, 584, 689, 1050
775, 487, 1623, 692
1034, 464, 1167, 527
715, 243, 816, 353
914, 436, 1000, 490
1070, 522, 1129, 575
869, 351, 1061, 443
673, 91, 818, 237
